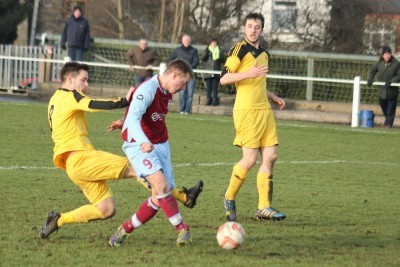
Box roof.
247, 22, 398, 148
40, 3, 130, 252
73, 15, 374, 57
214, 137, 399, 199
367, 0, 400, 14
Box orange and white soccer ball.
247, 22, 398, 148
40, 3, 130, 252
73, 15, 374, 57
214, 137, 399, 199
216, 221, 245, 250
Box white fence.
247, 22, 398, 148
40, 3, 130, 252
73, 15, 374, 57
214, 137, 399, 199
0, 45, 63, 94
1, 46, 399, 128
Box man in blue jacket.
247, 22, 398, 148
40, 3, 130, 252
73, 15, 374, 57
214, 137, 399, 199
61, 6, 91, 61
168, 35, 199, 114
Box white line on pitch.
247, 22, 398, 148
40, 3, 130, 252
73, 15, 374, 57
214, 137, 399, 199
1, 160, 398, 170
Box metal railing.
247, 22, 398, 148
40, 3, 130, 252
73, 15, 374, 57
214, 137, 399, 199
0, 45, 63, 94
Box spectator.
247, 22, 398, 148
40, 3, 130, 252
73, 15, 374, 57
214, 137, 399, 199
367, 45, 400, 128
61, 6, 90, 61
127, 38, 162, 86
202, 38, 223, 106
168, 34, 199, 114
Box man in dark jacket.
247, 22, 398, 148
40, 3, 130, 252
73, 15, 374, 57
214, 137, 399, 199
168, 34, 199, 114
127, 38, 162, 86
202, 38, 223, 106
367, 46, 400, 128
61, 6, 91, 61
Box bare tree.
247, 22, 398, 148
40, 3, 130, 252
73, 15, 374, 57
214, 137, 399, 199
327, 0, 373, 53
171, 0, 186, 43
187, 0, 250, 44
296, 0, 331, 49
158, 0, 166, 42
89, 0, 125, 39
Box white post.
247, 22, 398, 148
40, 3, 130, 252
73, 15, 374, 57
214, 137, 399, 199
351, 76, 361, 127
159, 62, 167, 75
306, 57, 314, 101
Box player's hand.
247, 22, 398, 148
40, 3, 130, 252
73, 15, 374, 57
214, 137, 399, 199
141, 142, 154, 153
146, 65, 153, 69
106, 119, 123, 132
271, 96, 285, 110
367, 80, 373, 86
126, 87, 135, 102
247, 63, 268, 79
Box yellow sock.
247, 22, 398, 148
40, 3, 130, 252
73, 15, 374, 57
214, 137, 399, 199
225, 164, 249, 200
171, 188, 187, 204
136, 177, 186, 205
135, 177, 151, 191
58, 204, 105, 227
257, 173, 273, 210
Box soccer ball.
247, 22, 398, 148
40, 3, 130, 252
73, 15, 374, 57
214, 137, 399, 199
216, 221, 245, 250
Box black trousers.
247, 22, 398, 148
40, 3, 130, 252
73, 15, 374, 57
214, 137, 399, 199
206, 76, 219, 99
379, 97, 398, 127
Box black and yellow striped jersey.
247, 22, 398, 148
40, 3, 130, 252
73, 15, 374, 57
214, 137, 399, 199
48, 88, 129, 169
221, 39, 271, 110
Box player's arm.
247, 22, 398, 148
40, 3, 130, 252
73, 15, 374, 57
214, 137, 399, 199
107, 119, 124, 132
220, 63, 268, 85
220, 43, 268, 85
87, 97, 129, 110
122, 86, 154, 148
106, 87, 136, 132
72, 90, 130, 112
267, 91, 285, 110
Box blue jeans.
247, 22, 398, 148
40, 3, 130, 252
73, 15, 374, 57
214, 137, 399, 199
179, 78, 195, 113
68, 47, 84, 61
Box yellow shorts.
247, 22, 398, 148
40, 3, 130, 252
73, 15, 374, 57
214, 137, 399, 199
65, 150, 129, 205
233, 109, 278, 148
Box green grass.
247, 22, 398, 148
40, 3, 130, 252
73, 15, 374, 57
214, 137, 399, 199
1, 101, 400, 267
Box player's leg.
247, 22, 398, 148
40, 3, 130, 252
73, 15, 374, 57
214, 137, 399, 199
40, 151, 129, 239
110, 142, 190, 247
224, 148, 257, 221
256, 146, 285, 221
171, 180, 204, 208
122, 154, 204, 208
255, 111, 286, 221
152, 141, 190, 245
224, 110, 259, 221
110, 170, 190, 247
109, 195, 160, 247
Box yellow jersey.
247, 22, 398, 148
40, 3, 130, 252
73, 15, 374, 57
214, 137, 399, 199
48, 88, 129, 169
221, 39, 271, 110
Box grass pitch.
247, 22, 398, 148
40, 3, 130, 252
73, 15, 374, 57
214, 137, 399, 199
1, 100, 399, 267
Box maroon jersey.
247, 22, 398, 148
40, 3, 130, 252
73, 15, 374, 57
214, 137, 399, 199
122, 76, 172, 144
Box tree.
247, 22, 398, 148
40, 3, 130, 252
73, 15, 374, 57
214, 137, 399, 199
187, 0, 250, 44
295, 0, 332, 50
89, 0, 125, 39
0, 0, 30, 44
328, 0, 373, 53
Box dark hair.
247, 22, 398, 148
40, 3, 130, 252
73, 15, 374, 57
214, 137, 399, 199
243, 13, 265, 30
73, 5, 82, 13
165, 59, 194, 79
208, 38, 218, 45
60, 62, 89, 82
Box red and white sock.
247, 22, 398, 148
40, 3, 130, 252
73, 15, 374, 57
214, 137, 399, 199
157, 192, 188, 231
122, 197, 159, 233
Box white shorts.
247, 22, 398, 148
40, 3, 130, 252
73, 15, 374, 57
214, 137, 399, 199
122, 141, 176, 189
